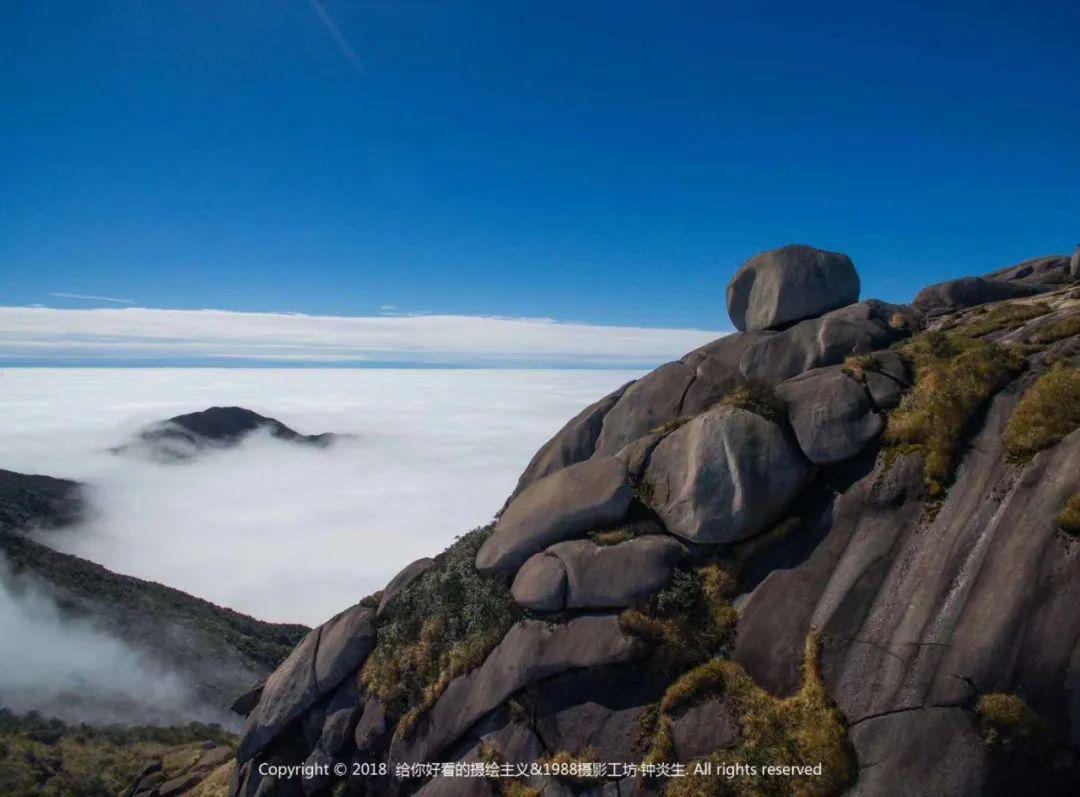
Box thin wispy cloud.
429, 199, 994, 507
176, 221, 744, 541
0, 306, 727, 367
306, 0, 367, 75
48, 292, 134, 305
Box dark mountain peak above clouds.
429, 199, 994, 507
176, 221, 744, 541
117, 406, 340, 462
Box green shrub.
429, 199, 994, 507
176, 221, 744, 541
975, 693, 1045, 749
886, 331, 1026, 496
1057, 494, 1080, 537
362, 526, 520, 737
620, 565, 738, 670
1003, 363, 1080, 459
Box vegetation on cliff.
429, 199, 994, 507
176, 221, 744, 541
361, 526, 521, 736
1003, 363, 1080, 459
886, 329, 1026, 495
0, 710, 233, 797
655, 635, 854, 797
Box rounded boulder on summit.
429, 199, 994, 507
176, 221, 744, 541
725, 244, 861, 331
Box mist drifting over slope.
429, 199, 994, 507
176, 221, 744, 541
0, 559, 222, 726
0, 368, 639, 625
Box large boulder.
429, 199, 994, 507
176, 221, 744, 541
726, 245, 860, 332
593, 362, 698, 456
511, 382, 633, 496
511, 553, 568, 612
391, 615, 648, 763
377, 557, 435, 618
776, 366, 884, 464
476, 457, 633, 575
237, 603, 375, 764
511, 536, 687, 612
739, 300, 919, 384
913, 276, 1043, 311
1071, 246, 1079, 279
642, 405, 812, 543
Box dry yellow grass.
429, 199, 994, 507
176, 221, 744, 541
1003, 363, 1080, 459
656, 634, 854, 797
1031, 314, 1080, 344
187, 762, 235, 797
975, 693, 1045, 749
886, 331, 1026, 496
1057, 494, 1080, 537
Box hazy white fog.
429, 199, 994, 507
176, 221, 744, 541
0, 560, 222, 726
0, 368, 639, 625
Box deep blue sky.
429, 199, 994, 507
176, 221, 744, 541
2, 1, 1078, 328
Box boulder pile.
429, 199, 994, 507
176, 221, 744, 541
228, 245, 1080, 797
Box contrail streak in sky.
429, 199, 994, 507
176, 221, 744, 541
306, 0, 367, 75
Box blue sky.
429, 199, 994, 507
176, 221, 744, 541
2, 0, 1078, 332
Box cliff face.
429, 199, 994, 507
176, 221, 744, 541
229, 248, 1080, 797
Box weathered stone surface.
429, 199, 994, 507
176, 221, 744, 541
238, 603, 374, 765
513, 536, 684, 612
863, 371, 904, 410
512, 382, 633, 496
726, 244, 860, 331
377, 557, 435, 618
848, 708, 984, 797
733, 366, 1080, 793
593, 362, 697, 456
643, 406, 811, 543
530, 664, 667, 767
353, 695, 387, 753
680, 331, 776, 414
230, 683, 264, 717
511, 552, 567, 611
776, 366, 884, 464
913, 276, 1043, 311
550, 536, 686, 609
237, 628, 321, 764
319, 676, 362, 755
476, 457, 633, 574
868, 350, 912, 386
739, 300, 919, 384
1071, 246, 1080, 279
671, 698, 736, 761
158, 773, 203, 797
392, 615, 648, 763
313, 604, 375, 692
984, 253, 1072, 286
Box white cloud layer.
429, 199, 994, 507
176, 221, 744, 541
0, 306, 725, 366
0, 368, 640, 626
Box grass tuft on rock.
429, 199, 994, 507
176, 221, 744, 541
1031, 314, 1080, 345
720, 381, 785, 424
361, 526, 521, 738
1058, 494, 1080, 537
975, 693, 1046, 749
1003, 363, 1080, 460
886, 330, 1026, 496
657, 634, 854, 797
960, 302, 1051, 338
619, 565, 738, 670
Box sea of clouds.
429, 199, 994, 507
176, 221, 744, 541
0, 367, 648, 724
0, 368, 642, 625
